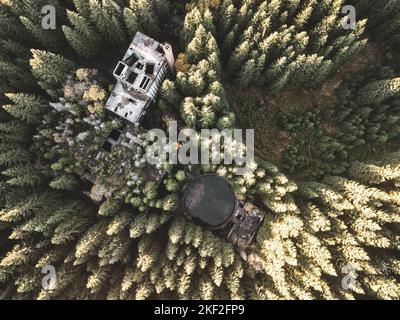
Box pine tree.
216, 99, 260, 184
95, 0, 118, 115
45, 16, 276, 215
0, 39, 30, 62
0, 6, 29, 43
357, 78, 400, 105
0, 148, 31, 167
29, 49, 75, 90
288, 54, 333, 88
73, 0, 91, 19
3, 93, 47, 124
89, 0, 127, 44
0, 120, 31, 144
127, 0, 161, 37
62, 10, 103, 58
0, 60, 36, 91
49, 174, 80, 191
181, 7, 203, 47
2, 163, 44, 187
123, 7, 139, 37
19, 16, 62, 52
98, 198, 122, 217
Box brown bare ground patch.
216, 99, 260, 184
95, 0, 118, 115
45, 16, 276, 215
228, 88, 292, 165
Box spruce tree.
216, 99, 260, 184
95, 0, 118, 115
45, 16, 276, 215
49, 174, 80, 191
29, 49, 75, 90
357, 78, 400, 105
89, 0, 127, 44
62, 10, 103, 58
19, 16, 62, 52
3, 93, 47, 124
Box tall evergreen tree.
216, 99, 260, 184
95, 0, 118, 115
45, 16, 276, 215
88, 0, 127, 44
357, 78, 400, 105
3, 93, 47, 124
29, 49, 75, 92
62, 10, 103, 58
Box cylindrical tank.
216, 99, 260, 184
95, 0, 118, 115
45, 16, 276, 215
182, 174, 238, 230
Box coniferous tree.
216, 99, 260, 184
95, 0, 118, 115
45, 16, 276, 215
88, 0, 127, 44
29, 49, 75, 92
62, 10, 103, 58
12, 0, 66, 52
357, 78, 400, 105
49, 174, 80, 191
0, 60, 36, 91
3, 93, 47, 124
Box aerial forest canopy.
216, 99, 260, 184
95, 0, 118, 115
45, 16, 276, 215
0, 0, 399, 300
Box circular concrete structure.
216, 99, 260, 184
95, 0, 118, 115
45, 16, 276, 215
182, 174, 237, 230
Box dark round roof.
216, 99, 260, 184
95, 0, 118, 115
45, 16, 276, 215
182, 174, 237, 230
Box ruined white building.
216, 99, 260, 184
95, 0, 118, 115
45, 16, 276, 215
106, 32, 174, 124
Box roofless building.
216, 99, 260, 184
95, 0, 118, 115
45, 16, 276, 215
106, 32, 174, 124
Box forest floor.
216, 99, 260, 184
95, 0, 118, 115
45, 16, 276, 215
228, 42, 382, 170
